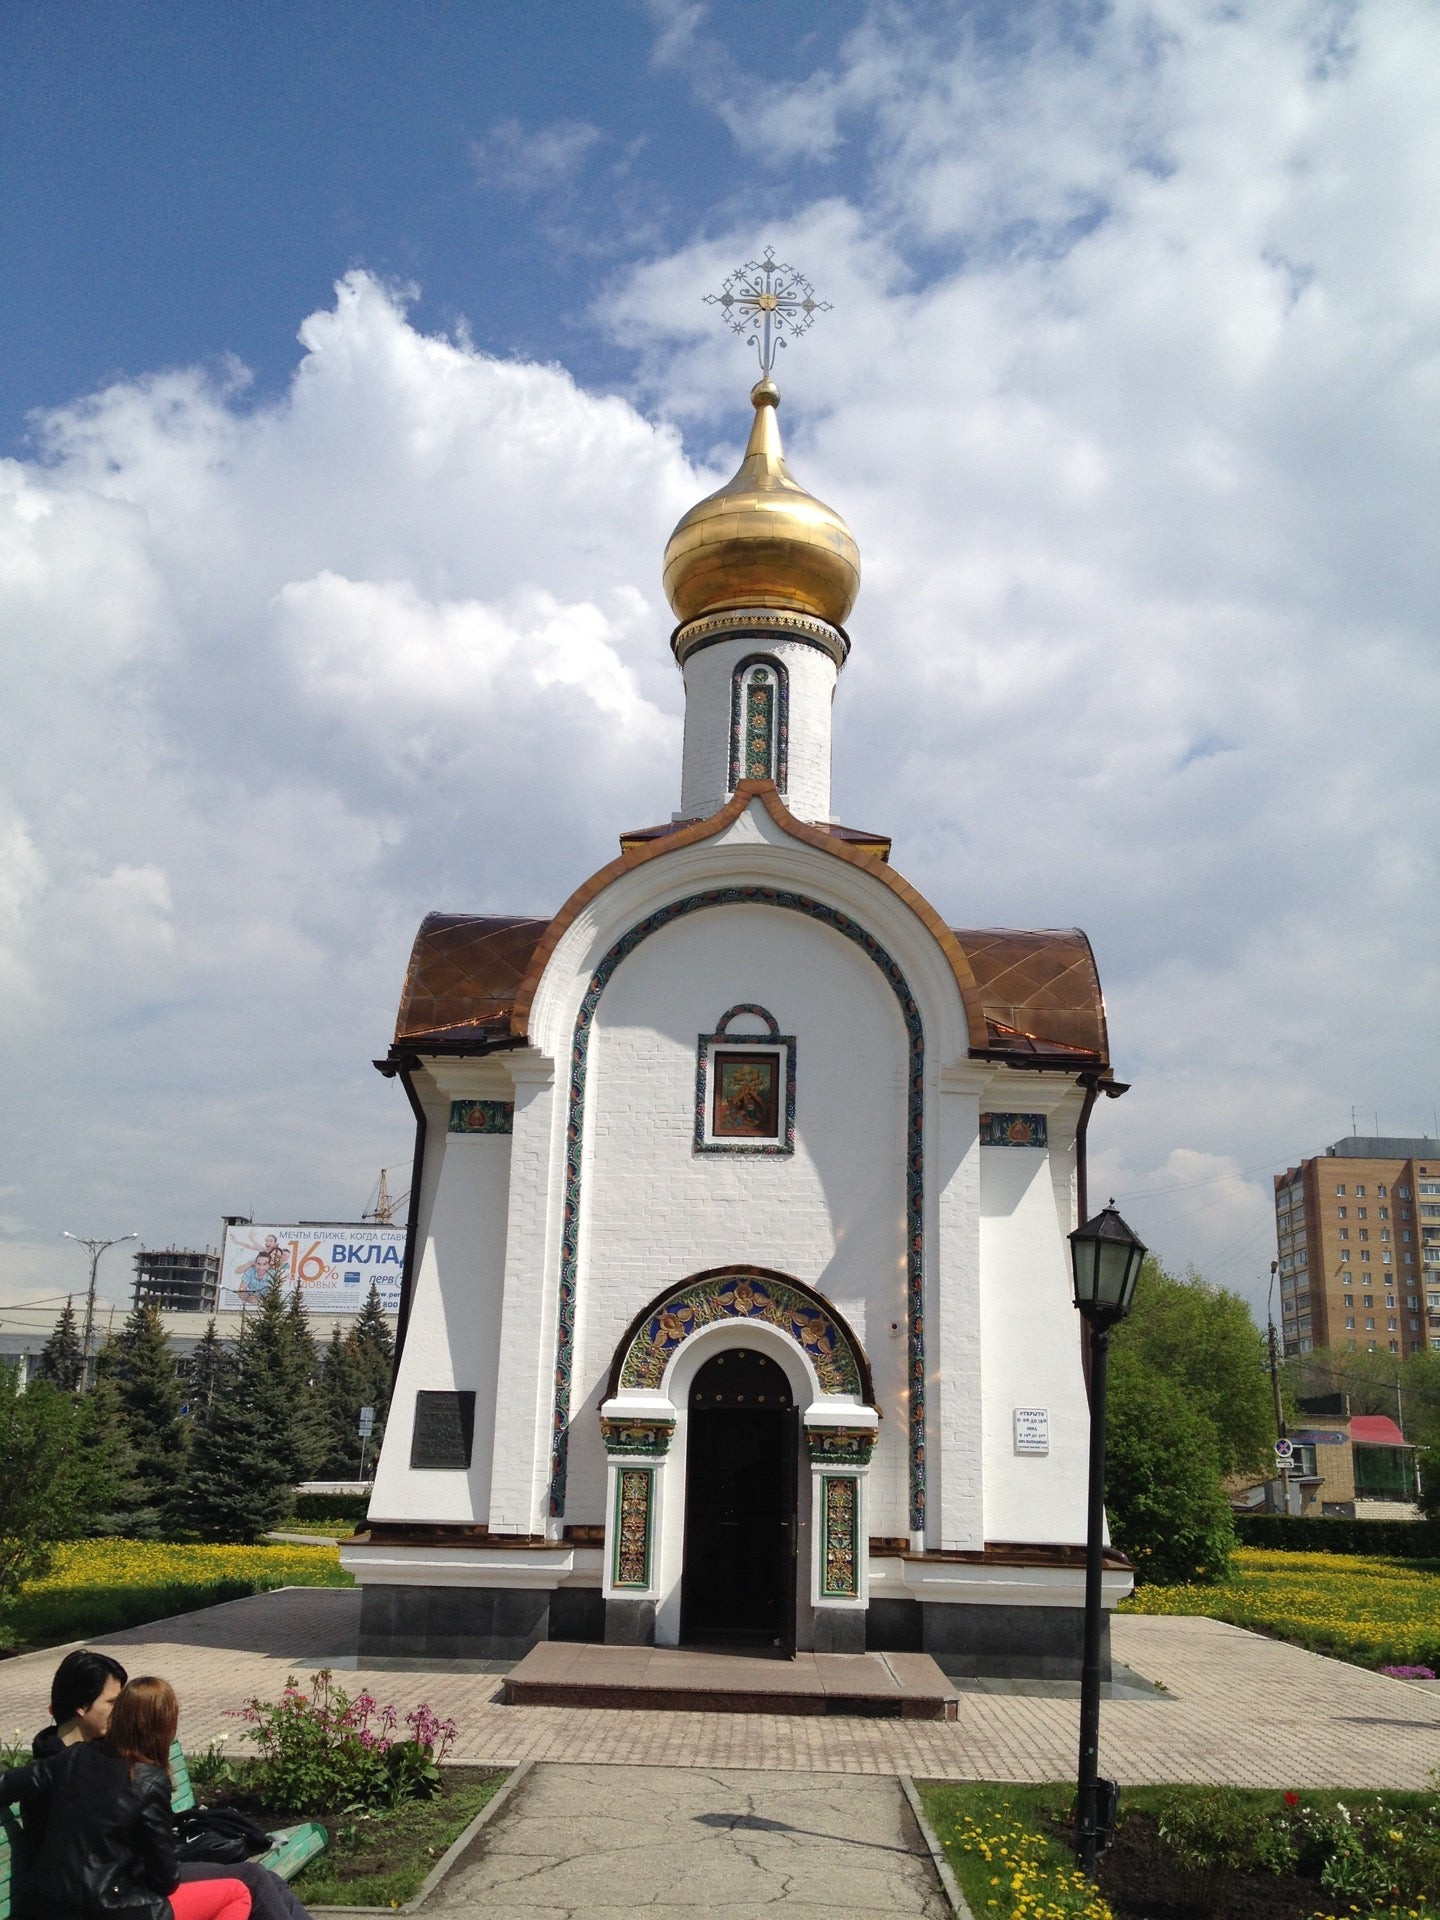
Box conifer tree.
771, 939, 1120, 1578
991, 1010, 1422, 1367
169, 1323, 294, 1542
36, 1299, 85, 1393
73, 1379, 144, 1536
187, 1320, 228, 1415
95, 1301, 187, 1536
315, 1286, 394, 1477
282, 1284, 329, 1478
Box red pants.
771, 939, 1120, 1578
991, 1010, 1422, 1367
170, 1880, 252, 1920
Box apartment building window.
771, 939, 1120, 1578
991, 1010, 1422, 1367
1383, 1252, 1391, 1264
1341, 1250, 1350, 1262
1432, 1338, 1440, 1351
1411, 1319, 1420, 1332
1339, 1228, 1350, 1241
1403, 1229, 1412, 1240
1343, 1294, 1354, 1307
1379, 1206, 1389, 1220
1338, 1205, 1348, 1218
1356, 1184, 1366, 1196
1345, 1316, 1355, 1330
1365, 1317, 1375, 1330
1378, 1184, 1388, 1197
1428, 1292, 1440, 1310
1364, 1294, 1374, 1307
1390, 1340, 1400, 1353
1361, 1250, 1371, 1262
1399, 1184, 1412, 1197
1408, 1295, 1419, 1310
1336, 1184, 1346, 1195
1359, 1229, 1369, 1241
1358, 1207, 1368, 1220
1388, 1318, 1397, 1331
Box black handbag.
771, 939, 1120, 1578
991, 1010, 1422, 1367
174, 1805, 275, 1863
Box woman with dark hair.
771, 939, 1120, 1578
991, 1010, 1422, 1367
2, 1675, 251, 1919
21, 1656, 311, 1920
34, 1648, 130, 1753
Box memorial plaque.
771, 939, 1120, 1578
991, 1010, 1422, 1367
410, 1390, 476, 1470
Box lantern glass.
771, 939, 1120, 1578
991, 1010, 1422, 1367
1069, 1204, 1147, 1322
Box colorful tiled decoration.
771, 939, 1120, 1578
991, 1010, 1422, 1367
600, 1418, 675, 1457
804, 1425, 876, 1466
820, 1474, 859, 1598
619, 1271, 863, 1397
612, 1467, 654, 1588
979, 1111, 1048, 1148
449, 1099, 515, 1135
547, 885, 927, 1534
727, 653, 790, 792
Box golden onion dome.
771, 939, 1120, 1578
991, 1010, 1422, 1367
663, 380, 860, 630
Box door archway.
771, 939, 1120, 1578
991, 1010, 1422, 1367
680, 1347, 797, 1651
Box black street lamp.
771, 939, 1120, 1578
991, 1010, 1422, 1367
1068, 1199, 1147, 1872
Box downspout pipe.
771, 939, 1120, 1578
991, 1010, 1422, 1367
391, 1057, 428, 1377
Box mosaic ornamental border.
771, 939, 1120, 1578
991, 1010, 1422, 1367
727, 653, 790, 793
620, 1272, 862, 1397
449, 1099, 515, 1134
546, 885, 927, 1528
820, 1474, 860, 1599
978, 1111, 1047, 1148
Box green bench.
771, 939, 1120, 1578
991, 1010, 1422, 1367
0, 1740, 327, 1917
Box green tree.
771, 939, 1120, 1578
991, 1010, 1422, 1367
282, 1285, 330, 1478
186, 1319, 229, 1416
315, 1286, 394, 1477
95, 1300, 187, 1535
35, 1299, 85, 1392
1114, 1258, 1274, 1477
0, 1372, 106, 1626
70, 1379, 144, 1536
169, 1317, 295, 1542
1106, 1347, 1237, 1584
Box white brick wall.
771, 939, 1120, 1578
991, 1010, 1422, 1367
679, 631, 840, 822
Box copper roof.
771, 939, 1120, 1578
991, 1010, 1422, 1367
954, 927, 1109, 1063
394, 910, 1107, 1068
393, 913, 550, 1048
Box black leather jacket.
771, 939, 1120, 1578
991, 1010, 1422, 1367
0, 1739, 178, 1918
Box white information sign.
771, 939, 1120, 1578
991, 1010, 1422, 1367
220, 1223, 405, 1315
1014, 1407, 1050, 1455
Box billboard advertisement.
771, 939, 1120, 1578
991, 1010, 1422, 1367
219, 1223, 405, 1315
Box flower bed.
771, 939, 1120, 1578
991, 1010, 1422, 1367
5, 1539, 351, 1651
1120, 1547, 1440, 1670
917, 1780, 1440, 1920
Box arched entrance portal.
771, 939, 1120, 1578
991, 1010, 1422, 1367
680, 1348, 797, 1652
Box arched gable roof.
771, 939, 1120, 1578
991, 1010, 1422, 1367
387, 781, 1110, 1071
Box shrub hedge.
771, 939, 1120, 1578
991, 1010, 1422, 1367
1236, 1513, 1440, 1558
293, 1492, 370, 1524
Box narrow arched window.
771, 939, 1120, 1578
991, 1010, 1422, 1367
744, 667, 774, 780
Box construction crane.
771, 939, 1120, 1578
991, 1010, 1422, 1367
362, 1168, 410, 1225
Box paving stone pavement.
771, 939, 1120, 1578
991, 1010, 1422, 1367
424, 1763, 950, 1919
0, 1587, 1437, 1789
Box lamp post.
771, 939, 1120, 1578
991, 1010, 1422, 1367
1068, 1199, 1147, 1873
61, 1231, 138, 1387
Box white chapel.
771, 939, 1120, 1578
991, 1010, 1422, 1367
343, 324, 1130, 1674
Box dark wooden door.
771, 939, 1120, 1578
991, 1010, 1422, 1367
681, 1349, 797, 1652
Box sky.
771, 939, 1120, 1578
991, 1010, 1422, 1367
2, 0, 1437, 1337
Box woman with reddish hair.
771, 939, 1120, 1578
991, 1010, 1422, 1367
0, 1675, 251, 1919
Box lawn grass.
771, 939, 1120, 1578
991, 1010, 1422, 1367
1120, 1546, 1440, 1670
289, 1766, 509, 1907
917, 1780, 1104, 1917
3, 1539, 352, 1652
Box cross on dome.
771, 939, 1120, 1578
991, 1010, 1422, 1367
704, 247, 831, 378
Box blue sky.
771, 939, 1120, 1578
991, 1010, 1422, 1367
0, 1, 869, 448
2, 0, 1438, 1333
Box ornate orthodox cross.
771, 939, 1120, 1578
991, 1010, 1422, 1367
704, 247, 831, 377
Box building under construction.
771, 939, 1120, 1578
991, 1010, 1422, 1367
132, 1247, 221, 1314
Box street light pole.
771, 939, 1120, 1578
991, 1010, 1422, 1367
1068, 1200, 1148, 1876
1267, 1259, 1291, 1516
61, 1231, 138, 1386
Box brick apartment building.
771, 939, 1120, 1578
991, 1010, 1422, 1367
1273, 1135, 1440, 1358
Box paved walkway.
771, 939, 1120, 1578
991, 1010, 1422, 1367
426, 1763, 949, 1918
1, 1588, 1437, 1789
